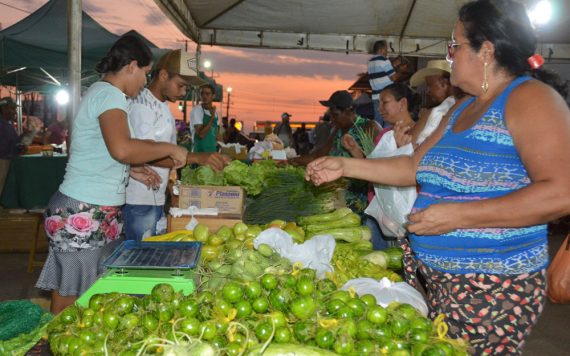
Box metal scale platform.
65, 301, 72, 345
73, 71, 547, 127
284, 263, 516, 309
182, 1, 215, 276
77, 241, 202, 307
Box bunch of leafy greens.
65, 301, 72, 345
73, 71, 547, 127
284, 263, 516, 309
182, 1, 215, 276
180, 165, 225, 186
181, 160, 282, 196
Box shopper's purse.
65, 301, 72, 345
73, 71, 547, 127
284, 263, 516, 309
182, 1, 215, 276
547, 233, 570, 304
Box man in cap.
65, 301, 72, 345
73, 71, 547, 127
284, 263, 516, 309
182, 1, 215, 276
124, 49, 229, 241
398, 59, 459, 147
0, 97, 23, 196
273, 112, 293, 147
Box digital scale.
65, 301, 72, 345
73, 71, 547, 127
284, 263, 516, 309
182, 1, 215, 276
76, 241, 202, 307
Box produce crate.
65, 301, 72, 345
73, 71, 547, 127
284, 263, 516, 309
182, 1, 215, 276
178, 185, 244, 215
220, 145, 248, 160
167, 214, 243, 233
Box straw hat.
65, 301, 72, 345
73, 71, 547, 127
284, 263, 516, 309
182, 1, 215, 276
410, 60, 451, 87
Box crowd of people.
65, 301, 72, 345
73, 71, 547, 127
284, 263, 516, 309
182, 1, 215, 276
1, 1, 568, 354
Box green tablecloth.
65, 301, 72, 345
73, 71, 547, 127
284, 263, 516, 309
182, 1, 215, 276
0, 154, 67, 210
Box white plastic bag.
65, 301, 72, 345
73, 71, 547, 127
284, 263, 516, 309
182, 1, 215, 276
342, 277, 428, 316
254, 228, 335, 278
364, 131, 417, 238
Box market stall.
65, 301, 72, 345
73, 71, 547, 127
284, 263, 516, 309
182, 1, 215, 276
0, 152, 67, 210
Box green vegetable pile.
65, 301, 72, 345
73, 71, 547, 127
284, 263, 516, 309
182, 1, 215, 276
297, 208, 371, 243
200, 243, 292, 290
181, 160, 281, 196
46, 271, 469, 355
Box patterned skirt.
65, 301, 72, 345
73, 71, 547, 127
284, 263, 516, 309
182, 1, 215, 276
402, 241, 546, 355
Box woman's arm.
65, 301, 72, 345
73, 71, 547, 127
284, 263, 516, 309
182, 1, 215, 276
407, 81, 570, 235
99, 109, 187, 168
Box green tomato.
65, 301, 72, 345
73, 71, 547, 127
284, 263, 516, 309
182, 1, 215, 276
155, 303, 174, 322
214, 298, 232, 317
178, 298, 199, 317
409, 329, 430, 344
356, 319, 373, 340
397, 303, 420, 320
261, 274, 278, 290
115, 296, 135, 314
120, 313, 140, 330
78, 329, 96, 344
315, 328, 335, 349
329, 290, 350, 303
235, 300, 253, 318
366, 305, 388, 325
197, 291, 215, 304
279, 274, 297, 289
268, 311, 287, 328
217, 226, 233, 241
141, 314, 158, 331
296, 277, 315, 297
200, 320, 218, 340
88, 294, 105, 311
390, 317, 411, 338
103, 310, 119, 330
222, 282, 244, 303
290, 296, 316, 320
81, 315, 93, 328
360, 294, 377, 307
269, 289, 293, 312
338, 319, 357, 338
194, 224, 210, 242
410, 316, 433, 332
326, 299, 346, 315
317, 278, 337, 294
255, 322, 273, 341
336, 306, 354, 319
208, 233, 224, 246
333, 335, 354, 354
226, 341, 242, 356
355, 339, 376, 355
151, 283, 175, 303
244, 281, 263, 299
274, 326, 292, 343
252, 296, 270, 313
59, 306, 79, 325
211, 335, 226, 349
179, 317, 201, 336
233, 222, 248, 236
346, 298, 366, 317
293, 321, 316, 343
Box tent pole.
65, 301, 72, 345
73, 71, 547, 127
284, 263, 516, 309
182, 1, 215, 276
16, 90, 23, 135
68, 0, 82, 129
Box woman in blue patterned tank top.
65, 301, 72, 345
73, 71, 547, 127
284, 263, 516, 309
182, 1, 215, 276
306, 1, 570, 354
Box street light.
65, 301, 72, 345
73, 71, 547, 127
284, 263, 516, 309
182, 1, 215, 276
226, 87, 233, 118
203, 59, 214, 78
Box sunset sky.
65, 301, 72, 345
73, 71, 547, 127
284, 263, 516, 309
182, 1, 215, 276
0, 0, 369, 131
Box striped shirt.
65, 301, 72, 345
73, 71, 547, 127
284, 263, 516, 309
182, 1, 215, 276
368, 55, 394, 100
411, 76, 548, 275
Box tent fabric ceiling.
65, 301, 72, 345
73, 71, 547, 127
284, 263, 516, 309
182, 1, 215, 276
154, 0, 570, 59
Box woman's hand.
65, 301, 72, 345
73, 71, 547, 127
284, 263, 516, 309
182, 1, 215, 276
130, 166, 162, 190
170, 145, 189, 169
192, 153, 231, 171
406, 203, 461, 235
394, 120, 413, 148
341, 134, 364, 158
305, 156, 345, 185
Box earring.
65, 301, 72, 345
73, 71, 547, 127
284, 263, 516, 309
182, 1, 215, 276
482, 62, 489, 94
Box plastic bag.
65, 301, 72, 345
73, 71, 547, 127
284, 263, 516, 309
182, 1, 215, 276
364, 130, 417, 238
342, 277, 428, 316
254, 228, 335, 278
547, 233, 570, 303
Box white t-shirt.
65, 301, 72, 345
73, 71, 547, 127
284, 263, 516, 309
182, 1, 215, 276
416, 96, 456, 145
125, 88, 176, 206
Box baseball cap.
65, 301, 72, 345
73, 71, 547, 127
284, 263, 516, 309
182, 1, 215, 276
319, 90, 353, 110
410, 60, 451, 87
0, 97, 18, 108
281, 112, 292, 119
155, 49, 207, 86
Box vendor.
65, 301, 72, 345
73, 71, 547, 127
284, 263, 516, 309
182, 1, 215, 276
291, 90, 381, 213
36, 35, 188, 314
43, 119, 68, 145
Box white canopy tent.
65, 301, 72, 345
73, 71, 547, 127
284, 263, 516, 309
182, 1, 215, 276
153, 0, 570, 59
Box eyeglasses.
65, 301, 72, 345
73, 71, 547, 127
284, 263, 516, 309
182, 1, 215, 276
446, 41, 469, 62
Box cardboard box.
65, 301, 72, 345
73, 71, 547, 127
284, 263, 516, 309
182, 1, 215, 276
178, 185, 244, 215
220, 145, 248, 160
168, 214, 243, 233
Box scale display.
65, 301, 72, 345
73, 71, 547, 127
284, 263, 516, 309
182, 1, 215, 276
103, 241, 202, 269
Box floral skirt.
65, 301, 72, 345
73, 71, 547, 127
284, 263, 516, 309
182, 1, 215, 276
44, 191, 123, 252
401, 241, 546, 355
